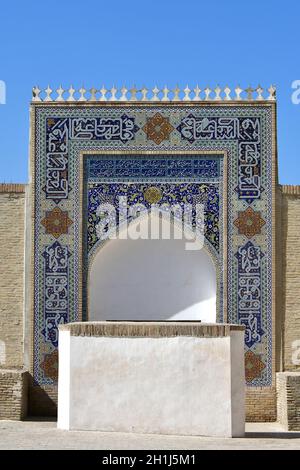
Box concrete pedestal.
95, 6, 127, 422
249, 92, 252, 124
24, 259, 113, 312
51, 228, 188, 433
58, 322, 245, 437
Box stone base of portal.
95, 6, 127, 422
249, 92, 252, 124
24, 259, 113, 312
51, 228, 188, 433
57, 321, 245, 438
277, 372, 300, 431
0, 369, 28, 420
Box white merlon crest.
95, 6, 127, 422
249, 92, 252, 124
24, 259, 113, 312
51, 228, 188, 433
32, 84, 277, 103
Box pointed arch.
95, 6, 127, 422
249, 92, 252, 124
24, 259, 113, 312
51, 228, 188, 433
88, 211, 218, 322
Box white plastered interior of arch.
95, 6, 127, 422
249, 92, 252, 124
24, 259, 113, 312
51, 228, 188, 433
89, 213, 217, 322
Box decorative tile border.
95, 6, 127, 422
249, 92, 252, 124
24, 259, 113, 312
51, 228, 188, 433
31, 103, 274, 388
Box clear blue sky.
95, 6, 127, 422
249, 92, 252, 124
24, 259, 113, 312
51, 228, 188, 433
0, 0, 299, 184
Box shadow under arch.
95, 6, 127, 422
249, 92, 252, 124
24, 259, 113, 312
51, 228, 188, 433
87, 210, 219, 322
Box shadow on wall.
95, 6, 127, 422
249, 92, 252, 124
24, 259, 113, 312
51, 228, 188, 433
28, 376, 57, 417
88, 217, 217, 322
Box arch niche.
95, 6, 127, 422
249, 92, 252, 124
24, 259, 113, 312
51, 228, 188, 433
88, 213, 218, 322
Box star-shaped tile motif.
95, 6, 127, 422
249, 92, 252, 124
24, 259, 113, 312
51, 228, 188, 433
40, 350, 58, 381
143, 112, 174, 144
234, 206, 266, 239
41, 207, 73, 239
245, 350, 266, 383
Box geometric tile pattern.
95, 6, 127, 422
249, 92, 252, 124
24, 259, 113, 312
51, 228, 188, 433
40, 349, 58, 382
32, 104, 273, 388
142, 112, 174, 144
245, 350, 266, 382
87, 180, 220, 255
144, 186, 163, 204
41, 207, 73, 238
234, 207, 266, 239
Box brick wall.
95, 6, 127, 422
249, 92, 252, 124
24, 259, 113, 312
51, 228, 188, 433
277, 372, 300, 430
0, 184, 26, 369
0, 369, 28, 419
246, 388, 277, 422
280, 186, 300, 372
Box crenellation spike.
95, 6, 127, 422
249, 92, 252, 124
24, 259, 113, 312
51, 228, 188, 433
89, 88, 97, 101
119, 86, 128, 101
172, 85, 180, 101
31, 84, 276, 103
204, 87, 212, 101
224, 86, 231, 101
193, 85, 201, 101
245, 86, 254, 101
268, 84, 276, 101
32, 86, 42, 102
67, 85, 76, 102
129, 86, 138, 101
78, 86, 86, 102
56, 85, 65, 102
44, 85, 53, 102
110, 85, 117, 101
141, 87, 148, 101
214, 85, 222, 101
183, 85, 191, 101
99, 85, 107, 101
151, 86, 160, 101
256, 85, 264, 101
235, 85, 243, 100
162, 86, 170, 102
